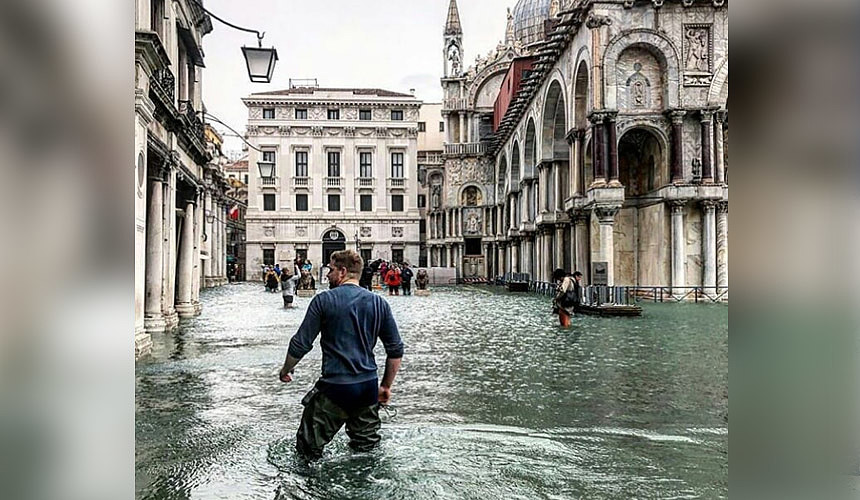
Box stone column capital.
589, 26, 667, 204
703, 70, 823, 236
714, 109, 728, 126
699, 108, 719, 123
594, 205, 619, 224
669, 200, 687, 214
668, 109, 687, 124
573, 210, 590, 225
701, 199, 717, 212
588, 111, 608, 124
717, 201, 728, 214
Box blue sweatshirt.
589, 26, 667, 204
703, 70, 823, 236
288, 284, 404, 385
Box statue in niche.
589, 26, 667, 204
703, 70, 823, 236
463, 187, 479, 206
465, 213, 481, 233
431, 185, 442, 209
505, 8, 514, 44
685, 28, 709, 72
626, 63, 651, 109
448, 44, 461, 75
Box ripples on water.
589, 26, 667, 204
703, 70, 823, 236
136, 283, 727, 499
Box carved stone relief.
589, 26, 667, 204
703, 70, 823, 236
462, 207, 483, 235
344, 108, 358, 120
391, 227, 404, 238
296, 226, 307, 237
309, 107, 326, 120
360, 226, 372, 238
406, 109, 419, 121
683, 24, 713, 86
249, 107, 262, 119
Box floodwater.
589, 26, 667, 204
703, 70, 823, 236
136, 283, 728, 499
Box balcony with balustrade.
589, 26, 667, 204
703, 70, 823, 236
260, 177, 278, 189
325, 177, 343, 191
356, 177, 376, 191
291, 177, 311, 190
418, 152, 444, 165
444, 142, 488, 157
387, 178, 406, 191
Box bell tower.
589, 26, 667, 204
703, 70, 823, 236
443, 0, 463, 78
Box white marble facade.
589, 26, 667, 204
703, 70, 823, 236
243, 88, 423, 274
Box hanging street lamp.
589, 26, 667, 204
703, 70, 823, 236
257, 160, 276, 180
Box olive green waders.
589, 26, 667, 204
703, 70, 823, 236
296, 388, 381, 459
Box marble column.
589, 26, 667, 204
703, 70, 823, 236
543, 229, 553, 281
670, 201, 687, 290
716, 201, 728, 292
443, 113, 451, 144
702, 201, 717, 289
700, 110, 714, 183
714, 111, 727, 184
573, 211, 590, 278
669, 110, 686, 183
191, 189, 203, 313
511, 241, 519, 274
553, 162, 562, 211
538, 165, 547, 213
524, 238, 533, 279
203, 190, 213, 285
175, 200, 196, 317
144, 177, 166, 332
590, 113, 606, 185
571, 130, 585, 196
498, 243, 506, 276
595, 206, 618, 286
162, 167, 178, 329
447, 244, 454, 268
555, 224, 565, 270
459, 112, 466, 143
606, 113, 619, 185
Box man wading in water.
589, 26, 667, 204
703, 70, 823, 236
278, 250, 404, 458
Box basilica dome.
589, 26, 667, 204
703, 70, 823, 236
511, 0, 552, 47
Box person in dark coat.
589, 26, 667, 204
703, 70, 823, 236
400, 264, 414, 296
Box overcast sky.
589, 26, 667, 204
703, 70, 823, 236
202, 0, 517, 153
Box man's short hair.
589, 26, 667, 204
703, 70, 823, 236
330, 250, 363, 276
573, 271, 583, 278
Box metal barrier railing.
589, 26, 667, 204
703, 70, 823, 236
489, 279, 728, 304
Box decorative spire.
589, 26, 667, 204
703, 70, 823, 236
445, 0, 462, 35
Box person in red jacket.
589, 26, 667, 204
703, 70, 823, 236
384, 266, 402, 296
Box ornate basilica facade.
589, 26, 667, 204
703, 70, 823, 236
423, 0, 728, 292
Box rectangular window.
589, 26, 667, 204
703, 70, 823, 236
360, 195, 373, 212
327, 151, 341, 178
392, 249, 404, 264
243, 174, 248, 185
465, 238, 483, 256
328, 194, 341, 212
360, 249, 372, 263
263, 249, 275, 266
391, 110, 404, 121
417, 122, 426, 132
296, 249, 307, 261
295, 194, 308, 212
327, 109, 340, 120
151, 0, 165, 37
391, 194, 404, 212
391, 152, 404, 178
359, 109, 372, 120
439, 121, 445, 132
359, 152, 372, 178
295, 108, 308, 119
419, 219, 427, 233
263, 108, 275, 119
418, 194, 426, 208
262, 151, 276, 163
263, 194, 276, 211
295, 151, 308, 177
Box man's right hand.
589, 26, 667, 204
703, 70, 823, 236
378, 385, 392, 405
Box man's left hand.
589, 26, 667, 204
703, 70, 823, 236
279, 368, 293, 383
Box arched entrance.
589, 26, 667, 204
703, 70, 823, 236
321, 228, 346, 265
618, 128, 666, 197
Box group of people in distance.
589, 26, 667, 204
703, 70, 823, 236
262, 258, 317, 308
360, 259, 429, 296
551, 268, 585, 327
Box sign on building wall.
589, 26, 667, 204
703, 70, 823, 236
591, 262, 608, 285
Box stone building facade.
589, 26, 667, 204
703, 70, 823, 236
243, 88, 423, 274
433, 0, 728, 295
135, 0, 231, 358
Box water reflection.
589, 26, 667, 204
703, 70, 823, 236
136, 283, 727, 499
